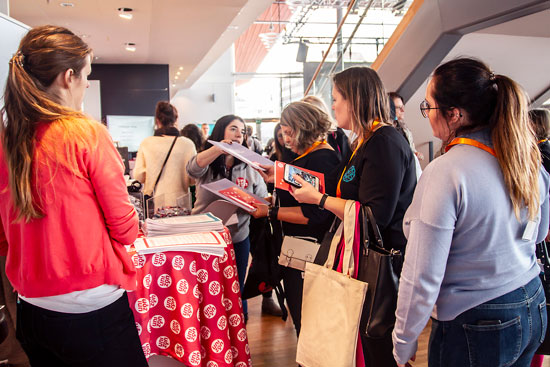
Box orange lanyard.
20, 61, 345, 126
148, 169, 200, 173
336, 121, 381, 198
445, 137, 496, 157
292, 140, 327, 163
539, 139, 548, 144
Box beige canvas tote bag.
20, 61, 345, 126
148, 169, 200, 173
296, 200, 368, 367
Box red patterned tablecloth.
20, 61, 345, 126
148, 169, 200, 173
127, 228, 251, 367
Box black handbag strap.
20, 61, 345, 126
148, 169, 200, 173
152, 136, 178, 195
361, 205, 384, 250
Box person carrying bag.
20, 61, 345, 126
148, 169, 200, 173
297, 200, 368, 367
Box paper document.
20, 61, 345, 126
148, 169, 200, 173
134, 231, 227, 256
202, 179, 270, 212
143, 212, 224, 237
208, 140, 274, 171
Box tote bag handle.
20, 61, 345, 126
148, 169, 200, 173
324, 200, 357, 276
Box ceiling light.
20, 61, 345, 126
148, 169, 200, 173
118, 7, 133, 20
60, 2, 74, 7
179, 66, 183, 70
124, 42, 136, 52
175, 76, 179, 80
227, 25, 239, 30
172, 84, 176, 87
176, 71, 181, 75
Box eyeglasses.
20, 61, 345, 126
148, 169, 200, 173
419, 99, 441, 118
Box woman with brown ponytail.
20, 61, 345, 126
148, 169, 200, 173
0, 26, 147, 366
392, 58, 549, 367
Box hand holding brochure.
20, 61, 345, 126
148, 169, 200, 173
202, 179, 270, 212
274, 161, 325, 194
208, 140, 274, 171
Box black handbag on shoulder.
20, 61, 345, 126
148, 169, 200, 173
357, 205, 403, 338
536, 241, 550, 355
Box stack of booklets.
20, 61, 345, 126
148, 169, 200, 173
133, 231, 227, 256
135, 213, 227, 256
143, 212, 224, 237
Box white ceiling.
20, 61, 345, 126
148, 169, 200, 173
8, 0, 272, 90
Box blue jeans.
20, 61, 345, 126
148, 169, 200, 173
233, 237, 250, 316
429, 276, 547, 367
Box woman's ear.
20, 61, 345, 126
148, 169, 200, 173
63, 68, 75, 88
447, 107, 463, 127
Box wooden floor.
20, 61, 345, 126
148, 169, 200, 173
247, 296, 432, 367
248, 297, 550, 367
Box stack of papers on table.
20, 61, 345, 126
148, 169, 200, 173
134, 231, 227, 256
143, 212, 223, 237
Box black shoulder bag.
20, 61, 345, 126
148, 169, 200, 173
357, 205, 403, 338
144, 136, 178, 214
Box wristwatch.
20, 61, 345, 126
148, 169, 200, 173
318, 193, 329, 210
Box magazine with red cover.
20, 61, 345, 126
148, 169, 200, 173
273, 161, 325, 194
202, 179, 270, 212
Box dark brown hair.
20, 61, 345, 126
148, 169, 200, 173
432, 57, 539, 220
181, 123, 205, 152
1, 25, 92, 221
155, 101, 178, 127
332, 67, 390, 140
529, 108, 550, 141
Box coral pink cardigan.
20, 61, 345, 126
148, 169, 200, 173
0, 120, 138, 297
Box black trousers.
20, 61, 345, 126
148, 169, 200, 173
16, 292, 148, 367
282, 267, 304, 336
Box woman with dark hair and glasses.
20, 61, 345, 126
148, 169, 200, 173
392, 58, 549, 367
187, 115, 268, 322
0, 25, 147, 366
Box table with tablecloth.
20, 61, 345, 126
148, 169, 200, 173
127, 228, 251, 367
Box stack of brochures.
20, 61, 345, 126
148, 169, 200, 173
133, 231, 227, 256
143, 212, 224, 237
201, 178, 270, 213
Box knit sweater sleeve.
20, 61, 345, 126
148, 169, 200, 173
134, 143, 146, 183
187, 154, 209, 180
392, 159, 456, 365
86, 125, 139, 246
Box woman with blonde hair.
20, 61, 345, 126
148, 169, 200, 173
392, 58, 548, 367
302, 94, 351, 160
0, 25, 147, 366
253, 101, 340, 335
289, 67, 416, 365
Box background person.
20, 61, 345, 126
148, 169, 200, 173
252, 101, 340, 336
134, 101, 196, 210
528, 107, 550, 367
302, 94, 351, 160
0, 25, 147, 366
289, 67, 416, 366
392, 58, 549, 367
389, 91, 424, 161
187, 115, 268, 322
181, 123, 205, 153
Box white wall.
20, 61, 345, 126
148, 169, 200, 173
0, 13, 28, 107
171, 46, 235, 127
82, 80, 101, 121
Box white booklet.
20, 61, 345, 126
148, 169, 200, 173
201, 179, 270, 213
143, 212, 224, 237
207, 140, 274, 171
133, 231, 227, 256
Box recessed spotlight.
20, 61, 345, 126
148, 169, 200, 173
124, 42, 136, 52
228, 25, 239, 30
60, 2, 74, 7
179, 66, 183, 70
175, 76, 179, 80
118, 7, 133, 20
176, 71, 181, 75
80, 34, 90, 39
172, 84, 176, 87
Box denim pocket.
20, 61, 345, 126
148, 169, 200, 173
539, 301, 548, 344
463, 316, 521, 367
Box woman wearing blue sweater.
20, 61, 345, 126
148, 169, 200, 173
392, 58, 549, 367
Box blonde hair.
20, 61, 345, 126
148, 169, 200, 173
1, 25, 93, 222
280, 102, 332, 152
433, 58, 540, 220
